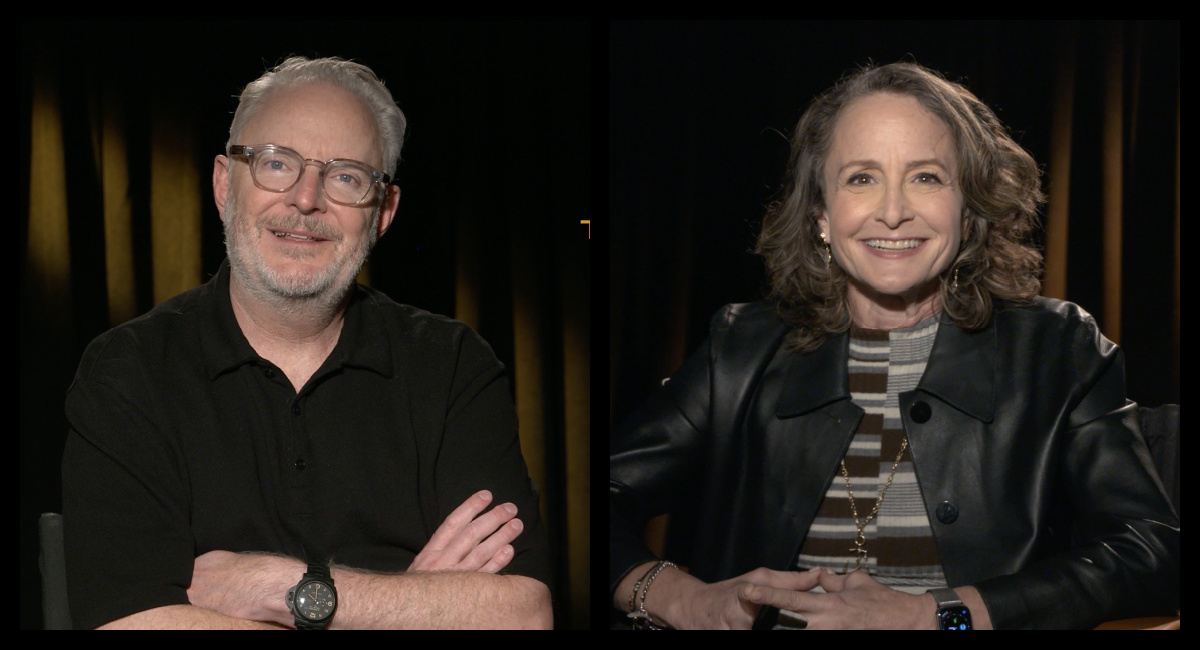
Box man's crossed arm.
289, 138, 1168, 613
97, 490, 552, 629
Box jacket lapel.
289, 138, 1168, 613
919, 314, 996, 423
775, 329, 850, 418
759, 331, 862, 571
773, 315, 998, 422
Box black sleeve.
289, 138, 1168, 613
973, 310, 1180, 629
609, 319, 716, 598
62, 332, 195, 630
410, 323, 554, 593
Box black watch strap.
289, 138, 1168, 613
305, 563, 332, 582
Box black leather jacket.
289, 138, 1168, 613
610, 298, 1179, 629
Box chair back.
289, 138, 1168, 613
1138, 405, 1180, 519
39, 513, 72, 630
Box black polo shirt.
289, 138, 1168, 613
62, 260, 550, 630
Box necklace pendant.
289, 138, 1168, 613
846, 550, 864, 571
851, 534, 868, 566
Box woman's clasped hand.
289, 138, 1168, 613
641, 564, 945, 629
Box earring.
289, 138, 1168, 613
819, 232, 832, 267
951, 266, 960, 292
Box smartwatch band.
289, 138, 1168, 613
928, 587, 972, 630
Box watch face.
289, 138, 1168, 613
296, 581, 336, 621
937, 606, 972, 630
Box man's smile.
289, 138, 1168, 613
269, 227, 330, 243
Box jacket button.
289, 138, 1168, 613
936, 501, 958, 524
910, 400, 932, 423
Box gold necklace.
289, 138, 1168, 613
840, 436, 909, 572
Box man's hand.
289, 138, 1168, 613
408, 490, 524, 573
187, 550, 300, 626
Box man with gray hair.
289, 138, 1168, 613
62, 57, 552, 629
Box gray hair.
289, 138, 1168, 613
226, 56, 407, 179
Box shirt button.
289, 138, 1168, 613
292, 404, 301, 415
936, 501, 959, 524
263, 368, 275, 379
910, 400, 932, 423
295, 458, 306, 471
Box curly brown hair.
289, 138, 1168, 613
756, 62, 1044, 352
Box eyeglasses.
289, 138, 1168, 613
228, 144, 390, 207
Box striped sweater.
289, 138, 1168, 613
794, 315, 947, 588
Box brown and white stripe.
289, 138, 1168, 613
794, 316, 947, 589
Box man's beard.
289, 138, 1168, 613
222, 187, 377, 312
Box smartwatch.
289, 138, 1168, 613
928, 587, 972, 630
286, 563, 338, 629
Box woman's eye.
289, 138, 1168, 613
914, 172, 942, 184
847, 173, 872, 185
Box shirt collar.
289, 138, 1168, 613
335, 283, 394, 378
775, 310, 995, 423
199, 259, 394, 381
199, 260, 259, 380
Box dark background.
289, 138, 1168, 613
611, 20, 1179, 428
22, 20, 590, 630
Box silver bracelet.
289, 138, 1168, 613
627, 560, 677, 629
628, 563, 656, 613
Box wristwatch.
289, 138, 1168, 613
286, 563, 338, 629
928, 587, 972, 630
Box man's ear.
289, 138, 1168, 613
375, 184, 401, 240
213, 155, 231, 222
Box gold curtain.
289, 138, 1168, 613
27, 44, 205, 326
98, 81, 138, 326
27, 50, 73, 333
148, 98, 203, 305
1042, 21, 1180, 356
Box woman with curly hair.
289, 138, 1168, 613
610, 62, 1178, 629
